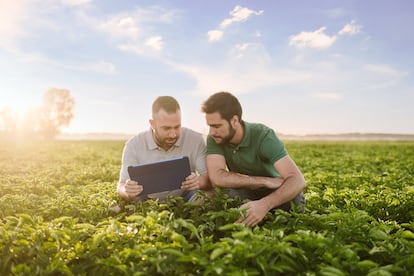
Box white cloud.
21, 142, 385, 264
289, 27, 337, 49
339, 20, 362, 35
85, 6, 179, 55
228, 43, 272, 66
173, 63, 311, 96
235, 43, 249, 51
0, 0, 95, 50
145, 36, 163, 51
220, 5, 264, 28
208, 5, 263, 42
98, 15, 140, 40
364, 64, 403, 77
207, 30, 224, 42
87, 61, 116, 75
7, 45, 117, 75
118, 43, 144, 56
170, 43, 310, 96
0, 1, 31, 48
362, 63, 406, 90
119, 37, 164, 56
312, 92, 342, 101
62, 0, 92, 6
231, 43, 257, 59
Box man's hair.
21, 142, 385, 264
152, 96, 180, 116
201, 91, 242, 121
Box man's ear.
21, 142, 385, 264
231, 115, 239, 128
149, 119, 155, 129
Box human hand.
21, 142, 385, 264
181, 172, 200, 191
124, 179, 143, 199
236, 200, 270, 227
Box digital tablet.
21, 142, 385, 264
127, 156, 191, 196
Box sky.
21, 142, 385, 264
1, 0, 413, 135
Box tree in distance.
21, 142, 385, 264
37, 88, 75, 139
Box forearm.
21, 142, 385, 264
198, 173, 213, 191
210, 169, 283, 190
260, 174, 306, 210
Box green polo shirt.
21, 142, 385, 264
206, 121, 287, 177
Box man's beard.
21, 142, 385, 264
153, 132, 178, 149
217, 124, 236, 145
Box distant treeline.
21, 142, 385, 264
279, 133, 414, 141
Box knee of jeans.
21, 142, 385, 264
182, 190, 197, 202
293, 192, 306, 212
294, 192, 306, 205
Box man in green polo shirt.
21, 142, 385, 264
202, 92, 306, 227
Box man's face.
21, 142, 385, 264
205, 112, 236, 145
150, 109, 181, 150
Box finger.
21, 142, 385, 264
125, 179, 138, 187
182, 183, 195, 191
186, 172, 196, 180
235, 216, 244, 224
130, 186, 143, 197
243, 216, 256, 228
126, 184, 143, 194
182, 178, 199, 189
134, 185, 143, 194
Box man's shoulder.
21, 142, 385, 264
245, 121, 272, 131
244, 121, 275, 137
126, 129, 151, 145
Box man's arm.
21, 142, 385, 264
206, 154, 283, 189
236, 155, 307, 227
198, 172, 212, 190
259, 155, 307, 210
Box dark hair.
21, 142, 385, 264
201, 91, 242, 121
152, 96, 180, 116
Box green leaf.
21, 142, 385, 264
319, 266, 346, 276
369, 229, 388, 241
400, 230, 414, 240
210, 247, 227, 260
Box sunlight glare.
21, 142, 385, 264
0, 96, 39, 129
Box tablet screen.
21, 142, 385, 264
127, 156, 191, 196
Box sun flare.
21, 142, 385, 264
0, 96, 39, 128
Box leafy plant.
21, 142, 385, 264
1, 140, 413, 275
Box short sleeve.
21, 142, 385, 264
119, 139, 139, 180
193, 135, 208, 174
259, 130, 287, 164
206, 135, 224, 155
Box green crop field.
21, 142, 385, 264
1, 140, 413, 275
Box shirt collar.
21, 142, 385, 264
239, 121, 251, 147
145, 128, 182, 151
231, 121, 250, 150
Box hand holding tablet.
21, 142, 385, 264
127, 156, 191, 196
